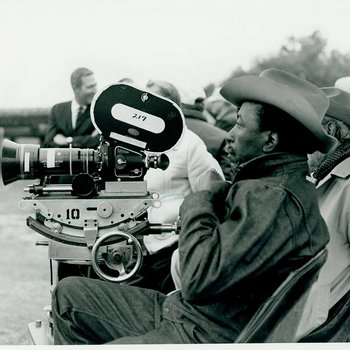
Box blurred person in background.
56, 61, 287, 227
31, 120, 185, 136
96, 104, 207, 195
118, 77, 136, 85
205, 87, 238, 132
126, 79, 225, 293
297, 80, 350, 342
42, 67, 99, 148
178, 85, 233, 180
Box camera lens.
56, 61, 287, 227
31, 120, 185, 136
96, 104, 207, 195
0, 138, 99, 185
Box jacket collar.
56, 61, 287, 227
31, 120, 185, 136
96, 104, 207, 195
331, 156, 350, 178
234, 153, 308, 182
316, 157, 350, 188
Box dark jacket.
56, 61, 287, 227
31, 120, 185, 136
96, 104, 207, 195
42, 101, 99, 148
162, 153, 330, 342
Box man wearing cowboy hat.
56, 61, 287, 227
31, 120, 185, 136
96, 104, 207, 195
51, 69, 334, 344
296, 82, 350, 341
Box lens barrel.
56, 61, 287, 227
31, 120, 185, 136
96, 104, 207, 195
0, 138, 98, 185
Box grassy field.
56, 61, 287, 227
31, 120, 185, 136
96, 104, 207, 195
0, 181, 51, 345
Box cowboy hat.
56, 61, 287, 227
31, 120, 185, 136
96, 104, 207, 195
321, 87, 350, 126
220, 68, 337, 153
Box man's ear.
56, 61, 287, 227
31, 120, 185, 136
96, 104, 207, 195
263, 131, 279, 153
323, 120, 337, 137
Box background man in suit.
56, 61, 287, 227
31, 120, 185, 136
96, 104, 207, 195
43, 67, 99, 148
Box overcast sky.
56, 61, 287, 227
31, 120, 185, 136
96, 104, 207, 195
0, 0, 350, 108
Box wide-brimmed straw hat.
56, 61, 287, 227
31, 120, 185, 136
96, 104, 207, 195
220, 68, 337, 153
321, 87, 350, 127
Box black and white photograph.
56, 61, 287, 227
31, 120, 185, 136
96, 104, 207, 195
0, 0, 350, 347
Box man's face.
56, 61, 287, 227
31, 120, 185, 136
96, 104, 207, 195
225, 102, 269, 166
74, 74, 97, 105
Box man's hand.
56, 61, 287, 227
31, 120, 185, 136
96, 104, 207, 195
53, 134, 72, 145
194, 168, 228, 193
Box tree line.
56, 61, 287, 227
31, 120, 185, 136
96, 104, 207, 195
206, 31, 350, 95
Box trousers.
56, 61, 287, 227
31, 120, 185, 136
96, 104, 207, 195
51, 276, 200, 344
56, 243, 177, 294
127, 242, 177, 294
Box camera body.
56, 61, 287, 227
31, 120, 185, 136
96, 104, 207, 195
1, 83, 185, 284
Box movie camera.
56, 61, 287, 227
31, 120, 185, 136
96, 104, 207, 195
0, 83, 184, 284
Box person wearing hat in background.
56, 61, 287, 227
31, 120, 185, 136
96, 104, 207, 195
205, 87, 238, 132
178, 85, 233, 180
296, 79, 350, 342
51, 68, 334, 344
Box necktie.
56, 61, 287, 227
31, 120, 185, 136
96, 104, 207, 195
76, 105, 86, 128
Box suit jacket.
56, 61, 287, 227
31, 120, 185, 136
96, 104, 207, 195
42, 101, 99, 148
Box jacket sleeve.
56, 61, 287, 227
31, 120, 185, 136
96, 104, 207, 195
71, 134, 100, 148
42, 105, 61, 147
178, 182, 293, 303
42, 105, 100, 149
